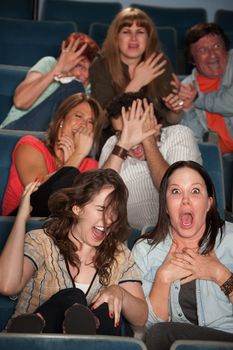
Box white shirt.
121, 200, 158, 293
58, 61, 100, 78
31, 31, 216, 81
99, 125, 202, 229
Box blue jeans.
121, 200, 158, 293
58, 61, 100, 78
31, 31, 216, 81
4, 80, 84, 131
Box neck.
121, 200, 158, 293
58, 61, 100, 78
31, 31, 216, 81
70, 230, 96, 263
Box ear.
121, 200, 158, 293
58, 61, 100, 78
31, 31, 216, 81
207, 196, 213, 212
72, 205, 81, 216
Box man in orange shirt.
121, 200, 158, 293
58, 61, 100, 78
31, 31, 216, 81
177, 23, 233, 213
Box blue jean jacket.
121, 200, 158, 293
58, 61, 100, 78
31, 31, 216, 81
132, 221, 233, 333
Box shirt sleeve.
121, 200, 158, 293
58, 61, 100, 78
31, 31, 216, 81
194, 86, 233, 117
89, 55, 116, 109
24, 230, 45, 271
98, 136, 117, 167
160, 125, 203, 165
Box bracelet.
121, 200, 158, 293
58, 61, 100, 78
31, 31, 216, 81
220, 273, 233, 296
112, 145, 128, 160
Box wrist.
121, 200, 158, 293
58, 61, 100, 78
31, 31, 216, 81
220, 272, 233, 297
112, 144, 128, 160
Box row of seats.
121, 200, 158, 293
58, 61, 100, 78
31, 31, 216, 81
1, 0, 232, 35
1, 4, 233, 73
0, 17, 179, 70
0, 128, 226, 219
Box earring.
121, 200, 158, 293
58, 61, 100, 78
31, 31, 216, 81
59, 121, 63, 128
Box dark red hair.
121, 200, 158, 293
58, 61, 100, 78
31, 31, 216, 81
64, 32, 99, 62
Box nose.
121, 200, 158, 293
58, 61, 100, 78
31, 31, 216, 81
130, 32, 137, 40
181, 193, 190, 205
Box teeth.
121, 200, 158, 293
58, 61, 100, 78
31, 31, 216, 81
95, 226, 104, 231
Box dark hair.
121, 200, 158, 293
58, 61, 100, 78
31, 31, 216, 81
185, 22, 230, 64
64, 32, 99, 63
106, 91, 161, 122
43, 168, 130, 286
45, 92, 105, 156
144, 161, 224, 254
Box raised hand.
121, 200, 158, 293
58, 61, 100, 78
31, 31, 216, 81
18, 179, 40, 220
54, 38, 88, 76
128, 52, 167, 91
179, 82, 197, 111
91, 285, 125, 327
118, 99, 156, 150
142, 99, 161, 141
163, 74, 184, 112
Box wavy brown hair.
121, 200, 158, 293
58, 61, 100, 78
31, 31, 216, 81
102, 7, 162, 97
143, 161, 224, 254
45, 92, 106, 157
43, 168, 130, 286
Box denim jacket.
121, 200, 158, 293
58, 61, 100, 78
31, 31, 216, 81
132, 221, 233, 333
181, 49, 233, 142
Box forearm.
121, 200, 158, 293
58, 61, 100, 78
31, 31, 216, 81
14, 69, 57, 109
195, 86, 233, 116
0, 213, 27, 294
143, 137, 169, 189
121, 287, 148, 326
149, 273, 171, 321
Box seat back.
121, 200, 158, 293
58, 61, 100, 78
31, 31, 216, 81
0, 334, 147, 350
171, 339, 233, 350
198, 143, 225, 219
157, 26, 178, 72
214, 10, 233, 33
0, 130, 45, 213
0, 18, 77, 66
0, 0, 35, 20
0, 216, 44, 331
0, 64, 29, 123
41, 0, 122, 34
89, 22, 109, 48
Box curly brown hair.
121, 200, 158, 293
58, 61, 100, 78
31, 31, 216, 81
43, 168, 130, 286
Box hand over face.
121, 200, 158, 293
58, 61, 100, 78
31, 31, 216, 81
119, 99, 157, 150
57, 135, 75, 163
56, 38, 88, 76
91, 285, 124, 327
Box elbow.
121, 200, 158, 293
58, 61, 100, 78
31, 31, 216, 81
13, 97, 31, 110
0, 280, 21, 296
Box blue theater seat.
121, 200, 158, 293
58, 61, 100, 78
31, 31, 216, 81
0, 334, 147, 350
171, 339, 233, 350
0, 18, 77, 66
198, 143, 225, 219
0, 64, 29, 123
0, 0, 35, 20
41, 0, 122, 34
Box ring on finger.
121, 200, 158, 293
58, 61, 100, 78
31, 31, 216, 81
178, 101, 184, 106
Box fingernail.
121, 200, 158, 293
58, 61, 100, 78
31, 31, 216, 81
115, 322, 120, 328
109, 312, 113, 318
90, 306, 95, 311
